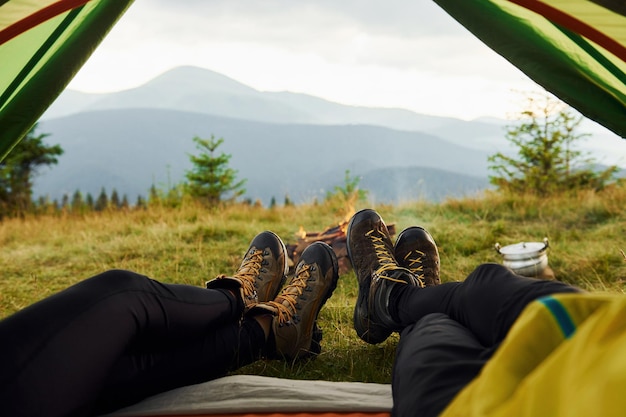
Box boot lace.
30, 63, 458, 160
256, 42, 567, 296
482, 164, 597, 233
400, 249, 426, 286
366, 228, 407, 283
264, 264, 312, 325
367, 228, 423, 286
216, 248, 264, 299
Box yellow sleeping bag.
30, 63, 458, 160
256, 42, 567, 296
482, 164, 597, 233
443, 292, 626, 417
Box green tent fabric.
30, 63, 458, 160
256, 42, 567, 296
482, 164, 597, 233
435, 0, 626, 138
0, 0, 134, 160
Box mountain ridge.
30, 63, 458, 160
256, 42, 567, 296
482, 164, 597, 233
44, 66, 512, 152
41, 65, 606, 204
36, 107, 491, 205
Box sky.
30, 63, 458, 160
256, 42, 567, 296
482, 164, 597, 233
67, 0, 625, 164
69, 0, 539, 121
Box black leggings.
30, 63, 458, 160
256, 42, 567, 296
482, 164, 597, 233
0, 270, 266, 417
389, 263, 582, 417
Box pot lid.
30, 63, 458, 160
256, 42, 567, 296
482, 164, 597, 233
495, 239, 549, 258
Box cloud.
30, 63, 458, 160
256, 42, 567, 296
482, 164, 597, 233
69, 0, 538, 120
149, 0, 463, 36
135, 1, 480, 62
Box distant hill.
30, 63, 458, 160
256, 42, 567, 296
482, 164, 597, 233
43, 66, 513, 153
36, 109, 491, 205
33, 66, 507, 204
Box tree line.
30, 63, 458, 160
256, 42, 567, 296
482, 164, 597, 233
31, 187, 145, 216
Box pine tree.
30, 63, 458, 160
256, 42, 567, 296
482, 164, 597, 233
86, 193, 94, 210
110, 189, 121, 209
121, 194, 129, 210
94, 187, 109, 211
488, 92, 617, 195
135, 195, 146, 209
0, 123, 63, 217
71, 190, 84, 213
148, 184, 160, 206
61, 194, 70, 211
185, 135, 246, 206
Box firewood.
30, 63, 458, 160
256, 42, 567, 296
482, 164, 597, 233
287, 222, 395, 275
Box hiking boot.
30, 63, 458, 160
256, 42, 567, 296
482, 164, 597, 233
347, 209, 421, 344
394, 226, 440, 287
206, 231, 288, 308
250, 242, 339, 361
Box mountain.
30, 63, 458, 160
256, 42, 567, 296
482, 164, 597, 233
32, 66, 625, 205
36, 109, 491, 205
30, 66, 543, 204
43, 66, 513, 153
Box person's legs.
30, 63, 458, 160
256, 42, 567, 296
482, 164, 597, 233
347, 209, 585, 415
389, 267, 576, 417
93, 317, 267, 414
96, 239, 340, 415
392, 313, 490, 417
347, 208, 582, 347
249, 241, 340, 361
0, 269, 244, 417
390, 263, 583, 346
347, 209, 424, 344
98, 239, 340, 414
98, 242, 339, 412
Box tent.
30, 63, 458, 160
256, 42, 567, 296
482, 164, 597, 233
0, 0, 133, 161
1, 0, 625, 163
434, 0, 626, 138
1, 1, 625, 416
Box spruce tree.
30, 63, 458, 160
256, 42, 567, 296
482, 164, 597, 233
110, 189, 121, 209
95, 187, 109, 211
0, 123, 63, 217
488, 92, 617, 195
71, 190, 83, 213
86, 193, 94, 210
185, 135, 246, 206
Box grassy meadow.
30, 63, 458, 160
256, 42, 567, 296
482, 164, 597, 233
1, 187, 625, 384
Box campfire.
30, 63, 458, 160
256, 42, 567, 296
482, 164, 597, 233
286, 214, 396, 275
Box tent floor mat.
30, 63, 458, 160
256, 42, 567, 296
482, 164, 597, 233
103, 375, 392, 417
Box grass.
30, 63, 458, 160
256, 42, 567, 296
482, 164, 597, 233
1, 187, 626, 384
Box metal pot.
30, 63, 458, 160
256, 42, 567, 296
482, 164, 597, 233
494, 238, 549, 278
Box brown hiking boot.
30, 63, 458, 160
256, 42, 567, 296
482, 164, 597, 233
394, 226, 440, 286
250, 242, 339, 361
206, 231, 288, 308
347, 209, 421, 344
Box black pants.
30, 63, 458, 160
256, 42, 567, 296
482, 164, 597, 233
389, 263, 582, 417
0, 270, 266, 417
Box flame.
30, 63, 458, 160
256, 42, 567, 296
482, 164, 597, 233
343, 206, 355, 223
339, 207, 355, 234
294, 208, 355, 241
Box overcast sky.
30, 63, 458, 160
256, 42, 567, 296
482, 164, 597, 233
67, 0, 625, 163
68, 1, 542, 121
